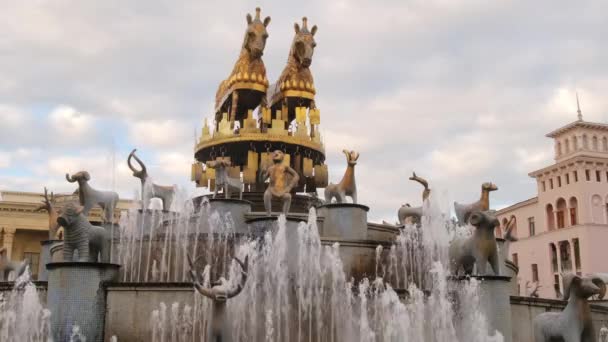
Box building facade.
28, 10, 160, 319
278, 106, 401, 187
496, 109, 608, 298
0, 190, 132, 280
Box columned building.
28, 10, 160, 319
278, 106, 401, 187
497, 106, 608, 298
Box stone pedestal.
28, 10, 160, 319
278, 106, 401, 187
317, 203, 369, 240
246, 216, 306, 272
38, 240, 63, 281
201, 198, 252, 234
47, 262, 120, 342
453, 275, 513, 342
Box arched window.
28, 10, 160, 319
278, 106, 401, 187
573, 136, 579, 150
603, 137, 608, 151
549, 243, 558, 273
509, 215, 517, 238
593, 136, 599, 151
583, 134, 589, 149
546, 204, 556, 231
495, 224, 502, 238
556, 198, 567, 228
557, 142, 562, 156
592, 194, 603, 223
559, 240, 572, 272
569, 197, 578, 225
565, 138, 570, 153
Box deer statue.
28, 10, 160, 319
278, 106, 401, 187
34, 187, 62, 240
66, 171, 119, 223
215, 7, 271, 122
128, 149, 176, 211
454, 182, 498, 224
207, 159, 243, 200
398, 172, 431, 225
188, 254, 248, 342
534, 273, 606, 342
0, 247, 28, 281
324, 150, 359, 204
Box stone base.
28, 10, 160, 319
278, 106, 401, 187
317, 203, 370, 240
451, 275, 513, 342
38, 240, 63, 281
200, 198, 252, 234
47, 262, 120, 342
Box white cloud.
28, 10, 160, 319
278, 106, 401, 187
0, 152, 11, 168
129, 119, 191, 148
48, 105, 95, 140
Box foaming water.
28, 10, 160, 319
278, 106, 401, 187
148, 197, 503, 341
0, 268, 52, 342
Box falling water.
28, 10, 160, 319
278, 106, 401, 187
147, 199, 504, 341
0, 268, 52, 342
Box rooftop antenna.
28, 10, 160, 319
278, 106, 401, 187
576, 92, 583, 121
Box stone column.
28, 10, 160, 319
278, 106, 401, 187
2, 226, 16, 259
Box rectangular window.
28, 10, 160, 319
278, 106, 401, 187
573, 238, 581, 270
596, 170, 601, 182
512, 253, 519, 267
557, 176, 562, 187
566, 173, 570, 184
559, 241, 572, 271
550, 178, 554, 189
528, 217, 535, 236
23, 252, 40, 280
542, 181, 546, 192
606, 172, 608, 183
574, 170, 578, 182
554, 274, 561, 298
532, 264, 539, 282
586, 169, 591, 181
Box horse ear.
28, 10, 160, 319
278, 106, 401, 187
246, 13, 253, 25
263, 16, 271, 27
311, 25, 318, 36
294, 23, 300, 33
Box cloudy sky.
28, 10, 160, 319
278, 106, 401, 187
1, 0, 608, 221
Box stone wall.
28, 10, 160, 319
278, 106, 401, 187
510, 296, 608, 342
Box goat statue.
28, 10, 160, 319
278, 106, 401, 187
128, 149, 176, 211
207, 158, 243, 200
454, 182, 498, 224
534, 273, 606, 342
324, 150, 359, 204
188, 254, 248, 342
66, 171, 119, 223
449, 210, 500, 276
0, 247, 28, 281
398, 172, 430, 225
57, 202, 110, 262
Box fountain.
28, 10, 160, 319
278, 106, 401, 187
10, 6, 598, 342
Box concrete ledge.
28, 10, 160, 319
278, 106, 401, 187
47, 262, 122, 271
318, 203, 370, 211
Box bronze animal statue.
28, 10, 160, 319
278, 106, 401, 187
57, 202, 110, 262
66, 171, 119, 223
449, 210, 500, 276
324, 150, 359, 204
262, 150, 299, 215
188, 254, 248, 342
534, 273, 606, 342
267, 17, 318, 114
206, 159, 243, 200
398, 172, 431, 224
0, 247, 28, 281
215, 7, 270, 122
34, 187, 62, 240
454, 182, 498, 224
128, 149, 176, 211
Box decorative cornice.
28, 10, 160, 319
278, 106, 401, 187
546, 120, 608, 138
529, 155, 608, 178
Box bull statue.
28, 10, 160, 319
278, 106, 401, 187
128, 149, 176, 211
57, 202, 110, 262
449, 210, 500, 276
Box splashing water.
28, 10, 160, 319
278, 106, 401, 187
0, 268, 52, 342
147, 196, 504, 341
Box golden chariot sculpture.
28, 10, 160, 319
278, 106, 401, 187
192, 9, 327, 212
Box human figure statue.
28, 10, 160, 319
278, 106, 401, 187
34, 187, 62, 240
262, 150, 299, 216
188, 254, 248, 342
128, 149, 176, 211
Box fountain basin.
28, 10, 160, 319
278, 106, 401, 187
38, 239, 63, 281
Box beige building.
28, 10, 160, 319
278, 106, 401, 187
496, 107, 608, 298
0, 190, 133, 280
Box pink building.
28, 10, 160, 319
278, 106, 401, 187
496, 107, 608, 298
